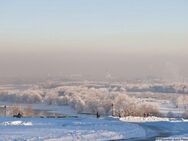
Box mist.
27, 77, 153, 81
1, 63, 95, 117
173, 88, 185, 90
0, 51, 188, 81
1, 0, 188, 82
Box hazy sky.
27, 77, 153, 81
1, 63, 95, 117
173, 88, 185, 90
0, 0, 188, 81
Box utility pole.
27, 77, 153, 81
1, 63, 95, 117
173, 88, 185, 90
112, 104, 114, 116
4, 105, 6, 117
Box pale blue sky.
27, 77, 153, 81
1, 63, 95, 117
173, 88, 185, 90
1, 0, 188, 52
0, 0, 188, 80
1, 0, 188, 32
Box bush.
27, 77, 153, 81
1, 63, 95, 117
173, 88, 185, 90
182, 111, 188, 119
0, 85, 161, 117
167, 111, 175, 118
9, 105, 24, 116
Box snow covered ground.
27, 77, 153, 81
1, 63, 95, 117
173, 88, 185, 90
0, 116, 188, 141
0, 120, 32, 126
1, 82, 188, 140
0, 116, 147, 141
120, 116, 170, 122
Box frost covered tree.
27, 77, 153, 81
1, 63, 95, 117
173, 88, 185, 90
176, 95, 188, 110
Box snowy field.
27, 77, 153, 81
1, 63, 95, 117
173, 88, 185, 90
0, 116, 188, 141
0, 81, 188, 140
0, 116, 147, 141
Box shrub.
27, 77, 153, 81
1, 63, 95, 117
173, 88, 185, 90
182, 111, 188, 119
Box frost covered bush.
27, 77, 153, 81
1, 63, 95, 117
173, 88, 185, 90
126, 83, 188, 94
7, 105, 33, 117
44, 86, 130, 115
8, 105, 23, 116
0, 89, 43, 103
176, 95, 188, 109
23, 105, 33, 116
19, 90, 43, 103
182, 111, 188, 119
0, 85, 160, 117
44, 86, 160, 116
167, 111, 176, 118
113, 101, 160, 117
137, 103, 160, 117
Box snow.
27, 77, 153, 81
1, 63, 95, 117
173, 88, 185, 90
1, 116, 188, 140
1, 82, 188, 140
120, 116, 170, 122
119, 116, 188, 122
182, 119, 188, 122
0, 120, 32, 126
159, 135, 188, 141
0, 117, 147, 141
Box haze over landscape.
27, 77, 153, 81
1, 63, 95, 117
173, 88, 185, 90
0, 0, 188, 81
1, 1, 188, 141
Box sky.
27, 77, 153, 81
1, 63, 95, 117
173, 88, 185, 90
0, 0, 188, 81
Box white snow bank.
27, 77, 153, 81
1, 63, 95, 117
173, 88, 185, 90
0, 120, 32, 126
120, 116, 170, 122
157, 135, 188, 141
120, 116, 188, 123
182, 119, 188, 122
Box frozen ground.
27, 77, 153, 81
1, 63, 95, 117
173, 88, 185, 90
120, 116, 170, 122
0, 116, 188, 141
0, 82, 188, 140
0, 116, 147, 141
139, 121, 188, 141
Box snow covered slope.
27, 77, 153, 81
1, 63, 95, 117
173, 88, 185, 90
0, 116, 188, 140
0, 117, 147, 141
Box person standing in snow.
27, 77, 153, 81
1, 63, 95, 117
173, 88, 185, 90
96, 112, 100, 118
